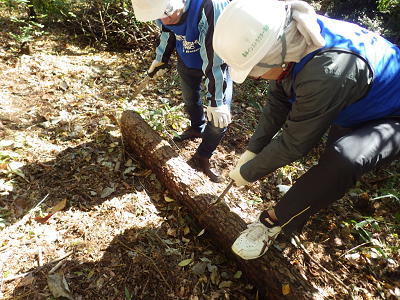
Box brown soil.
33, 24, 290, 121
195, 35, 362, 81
1, 19, 400, 300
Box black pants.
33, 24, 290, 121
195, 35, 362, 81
177, 60, 232, 158
275, 118, 400, 235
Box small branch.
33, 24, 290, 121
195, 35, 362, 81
2, 290, 37, 300
2, 194, 50, 239
32, 193, 50, 211
48, 260, 64, 274
98, 10, 108, 40
114, 151, 123, 172
2, 272, 30, 282
338, 241, 372, 259
292, 234, 355, 300
368, 175, 393, 183
0, 271, 4, 299
4, 250, 73, 282
117, 240, 171, 289
38, 246, 43, 267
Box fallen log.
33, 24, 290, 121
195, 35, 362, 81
120, 110, 325, 300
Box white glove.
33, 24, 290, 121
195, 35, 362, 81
235, 150, 256, 169
206, 104, 231, 128
229, 167, 251, 186
228, 150, 256, 186
148, 60, 168, 79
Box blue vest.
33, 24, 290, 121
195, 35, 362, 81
290, 16, 400, 128
164, 0, 204, 69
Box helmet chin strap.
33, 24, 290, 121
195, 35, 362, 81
256, 4, 291, 69
256, 32, 287, 69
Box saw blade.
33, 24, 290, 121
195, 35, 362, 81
130, 76, 150, 100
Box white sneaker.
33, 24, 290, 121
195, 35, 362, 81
232, 214, 281, 260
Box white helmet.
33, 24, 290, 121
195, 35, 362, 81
131, 0, 168, 22
213, 0, 288, 83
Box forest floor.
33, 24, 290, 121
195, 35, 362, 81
1, 16, 400, 300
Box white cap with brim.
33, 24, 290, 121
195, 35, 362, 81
131, 0, 169, 22
158, 0, 185, 19
132, 0, 184, 22
228, 68, 252, 84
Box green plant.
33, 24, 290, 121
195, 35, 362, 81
376, 169, 400, 203
30, 0, 72, 19
246, 196, 263, 206
5, 0, 70, 46
0, 150, 20, 164
135, 101, 187, 136
395, 212, 400, 223
124, 287, 131, 300
380, 2, 400, 40
346, 218, 394, 259
0, 216, 6, 228
9, 17, 44, 44
8, 0, 46, 45
249, 96, 263, 112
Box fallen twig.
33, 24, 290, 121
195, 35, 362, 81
38, 246, 43, 267
0, 271, 4, 299
117, 240, 171, 289
292, 234, 355, 300
48, 260, 64, 274
1, 194, 50, 240
3, 250, 74, 282
114, 151, 123, 172
338, 241, 372, 259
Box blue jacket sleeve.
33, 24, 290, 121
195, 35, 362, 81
155, 20, 176, 64
198, 0, 232, 107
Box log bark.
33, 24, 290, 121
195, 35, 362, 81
120, 110, 325, 300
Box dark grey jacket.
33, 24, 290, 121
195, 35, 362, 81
241, 50, 373, 182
